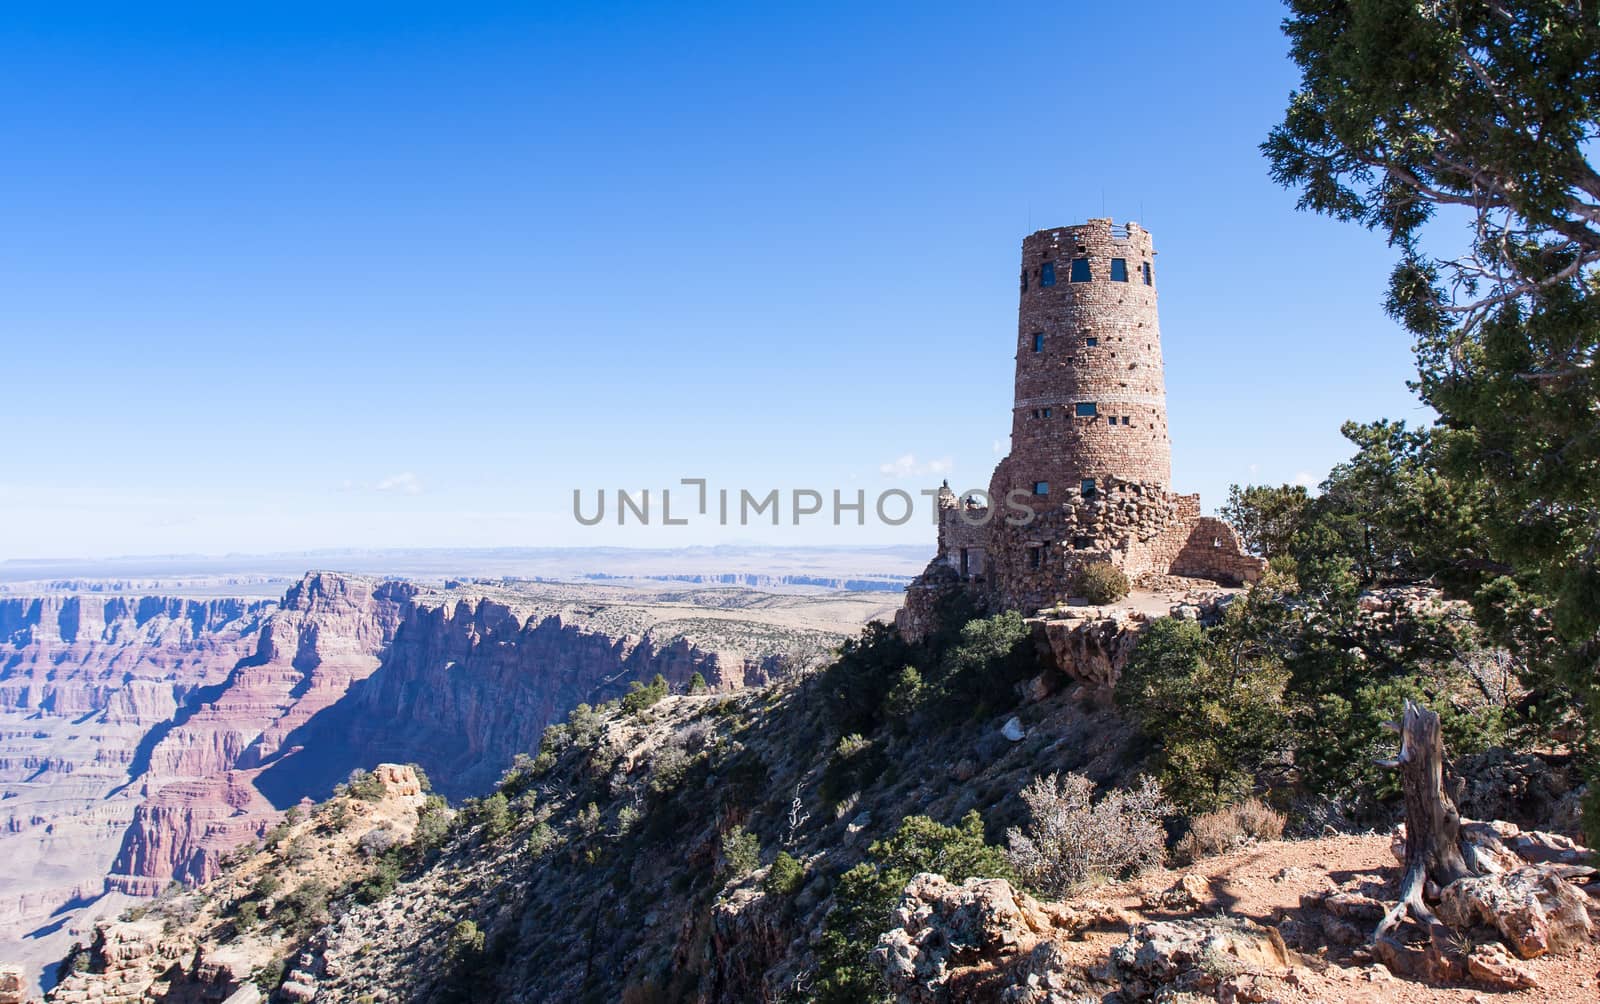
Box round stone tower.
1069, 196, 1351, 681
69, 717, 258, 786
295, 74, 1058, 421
990, 218, 1170, 508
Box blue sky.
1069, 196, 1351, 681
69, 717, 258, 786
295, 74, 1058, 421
0, 2, 1428, 560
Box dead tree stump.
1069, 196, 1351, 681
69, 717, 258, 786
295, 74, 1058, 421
1372, 700, 1473, 980
1370, 700, 1597, 983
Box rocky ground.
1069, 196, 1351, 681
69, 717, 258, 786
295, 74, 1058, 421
876, 830, 1596, 1002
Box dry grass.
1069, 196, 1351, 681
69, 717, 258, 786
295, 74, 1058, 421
1174, 798, 1286, 864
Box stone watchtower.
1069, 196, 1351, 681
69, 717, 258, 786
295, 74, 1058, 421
904, 219, 1264, 629
993, 220, 1170, 510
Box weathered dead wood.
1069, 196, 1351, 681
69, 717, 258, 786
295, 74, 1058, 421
1371, 701, 1471, 978
1370, 700, 1596, 982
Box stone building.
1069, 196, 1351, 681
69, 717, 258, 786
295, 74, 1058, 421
902, 219, 1263, 630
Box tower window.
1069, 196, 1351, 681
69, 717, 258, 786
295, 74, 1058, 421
1033, 481, 1049, 496
1070, 258, 1091, 283
1074, 402, 1097, 417
1041, 407, 1052, 418
1142, 261, 1153, 285
1020, 269, 1028, 292
1032, 332, 1044, 353
1040, 261, 1056, 286
1085, 337, 1098, 347
1072, 535, 1093, 550
1110, 258, 1129, 282
1028, 546, 1043, 570
1080, 478, 1097, 497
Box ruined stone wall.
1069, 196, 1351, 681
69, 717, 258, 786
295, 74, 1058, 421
1169, 517, 1264, 586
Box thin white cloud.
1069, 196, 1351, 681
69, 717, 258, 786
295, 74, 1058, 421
375, 472, 424, 496
1292, 471, 1319, 489
879, 454, 953, 479
340, 473, 425, 496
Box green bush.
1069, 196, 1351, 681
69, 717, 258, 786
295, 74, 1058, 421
1075, 562, 1131, 605
346, 769, 388, 802
881, 666, 925, 723
1116, 617, 1288, 813
687, 672, 709, 695
763, 851, 804, 897
813, 811, 1010, 1003
621, 674, 670, 714
720, 826, 760, 878
448, 919, 486, 958
273, 880, 330, 935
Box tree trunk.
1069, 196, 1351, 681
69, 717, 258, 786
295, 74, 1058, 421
1371, 700, 1472, 980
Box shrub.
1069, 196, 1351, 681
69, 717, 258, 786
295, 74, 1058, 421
621, 674, 670, 714
1005, 773, 1172, 897
646, 743, 690, 795
250, 873, 281, 901
233, 900, 260, 931
881, 666, 925, 722
814, 811, 1009, 1003
820, 620, 919, 735
273, 880, 330, 934
575, 802, 601, 837
475, 793, 512, 839
283, 835, 316, 866
763, 851, 804, 897
1075, 562, 1131, 605
567, 703, 605, 746
688, 672, 709, 695
720, 826, 760, 878
320, 801, 349, 832
1116, 618, 1289, 813
526, 822, 558, 857
346, 769, 388, 802
353, 856, 401, 904
616, 805, 642, 836
357, 826, 401, 859
414, 795, 452, 851
933, 611, 1038, 718
1174, 798, 1286, 864
448, 919, 486, 958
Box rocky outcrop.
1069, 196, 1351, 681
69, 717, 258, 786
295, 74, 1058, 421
871, 873, 1128, 1002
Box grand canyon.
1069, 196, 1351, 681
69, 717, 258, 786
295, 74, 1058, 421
0, 563, 902, 988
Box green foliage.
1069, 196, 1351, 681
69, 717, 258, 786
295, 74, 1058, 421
820, 620, 918, 735
354, 855, 401, 904
345, 768, 388, 802
881, 666, 925, 723
646, 744, 690, 796
1220, 484, 1310, 560
1074, 563, 1130, 605
720, 825, 760, 878
932, 611, 1037, 719
813, 811, 1009, 1004
250, 872, 281, 901
448, 919, 486, 958
763, 851, 804, 897
232, 899, 260, 932
621, 674, 670, 714
414, 795, 452, 852
526, 822, 558, 857
273, 880, 331, 935
1116, 618, 1289, 813
473, 793, 512, 840
1266, 0, 1600, 838
687, 671, 709, 695
819, 734, 885, 807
